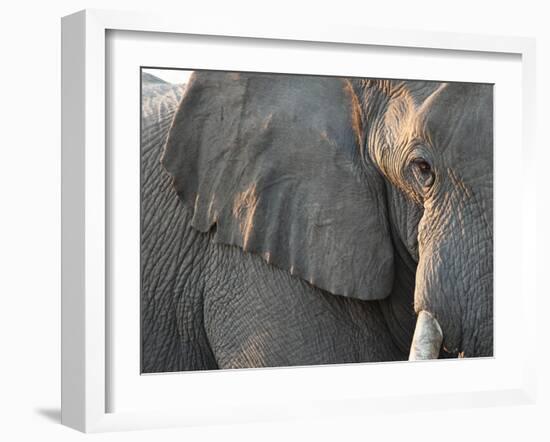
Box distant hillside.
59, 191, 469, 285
142, 72, 169, 85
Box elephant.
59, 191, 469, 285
140, 70, 493, 373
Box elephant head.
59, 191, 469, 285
162, 72, 493, 360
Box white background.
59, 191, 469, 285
0, 0, 548, 441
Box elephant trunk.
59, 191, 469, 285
409, 311, 443, 360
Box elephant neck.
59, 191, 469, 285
377, 195, 418, 355
378, 247, 417, 355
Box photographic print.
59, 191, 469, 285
140, 68, 493, 373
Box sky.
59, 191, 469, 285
143, 68, 193, 85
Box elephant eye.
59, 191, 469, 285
411, 158, 435, 189
413, 159, 431, 173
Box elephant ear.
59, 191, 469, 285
162, 71, 394, 300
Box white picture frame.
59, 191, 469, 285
61, 9, 537, 433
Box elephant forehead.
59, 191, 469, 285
418, 82, 493, 164
379, 81, 446, 145
419, 82, 493, 224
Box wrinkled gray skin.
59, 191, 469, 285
141, 71, 493, 372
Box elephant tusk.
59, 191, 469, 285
409, 311, 443, 361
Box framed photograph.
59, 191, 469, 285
61, 9, 537, 433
